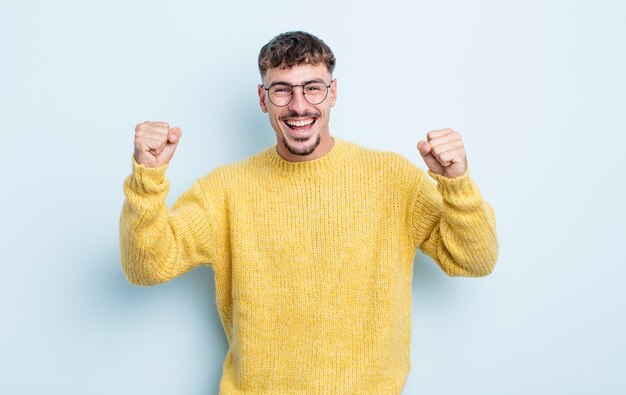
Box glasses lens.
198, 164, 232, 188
268, 84, 293, 107
303, 82, 328, 105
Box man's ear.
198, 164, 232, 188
258, 84, 268, 113
329, 79, 337, 108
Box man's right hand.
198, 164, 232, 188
134, 121, 182, 168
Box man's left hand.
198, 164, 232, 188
417, 128, 467, 178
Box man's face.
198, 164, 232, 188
258, 63, 337, 161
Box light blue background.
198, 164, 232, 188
1, 0, 624, 394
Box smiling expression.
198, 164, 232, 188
258, 63, 337, 162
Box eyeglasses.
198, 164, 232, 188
261, 80, 333, 107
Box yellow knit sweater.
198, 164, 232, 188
119, 136, 498, 394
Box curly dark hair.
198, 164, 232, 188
258, 31, 336, 77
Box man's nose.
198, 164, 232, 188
288, 86, 309, 112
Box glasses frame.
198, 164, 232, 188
260, 80, 334, 107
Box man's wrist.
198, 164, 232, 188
428, 168, 478, 198
128, 154, 170, 196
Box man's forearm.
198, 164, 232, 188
413, 169, 498, 277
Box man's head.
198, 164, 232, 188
257, 31, 337, 162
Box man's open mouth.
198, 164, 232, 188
283, 117, 316, 133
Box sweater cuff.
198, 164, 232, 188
127, 155, 170, 196
427, 167, 480, 203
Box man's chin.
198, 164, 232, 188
282, 134, 321, 156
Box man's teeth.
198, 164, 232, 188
285, 118, 314, 127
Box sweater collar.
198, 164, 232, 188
263, 136, 349, 177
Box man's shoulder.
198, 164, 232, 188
194, 146, 274, 184
338, 138, 431, 192
216, 147, 271, 171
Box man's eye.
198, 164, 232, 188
305, 85, 322, 92
273, 87, 291, 94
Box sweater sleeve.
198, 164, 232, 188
119, 157, 220, 286
410, 166, 498, 277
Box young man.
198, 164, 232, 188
121, 31, 498, 394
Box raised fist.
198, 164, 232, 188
133, 121, 182, 168
417, 128, 468, 178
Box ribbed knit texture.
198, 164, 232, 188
119, 137, 498, 394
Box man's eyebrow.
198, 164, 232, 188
302, 78, 326, 85
267, 81, 291, 87
267, 78, 327, 88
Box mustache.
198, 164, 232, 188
279, 110, 320, 121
